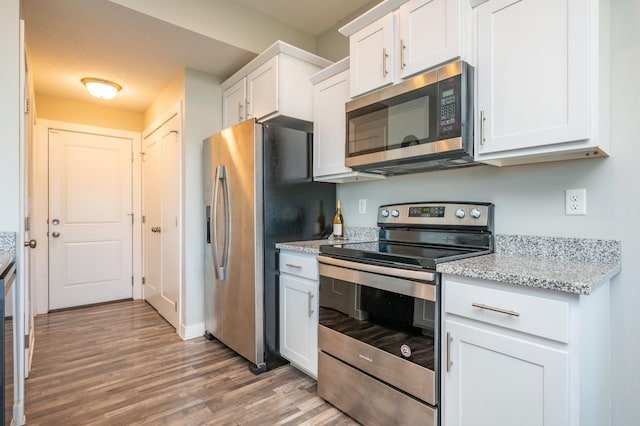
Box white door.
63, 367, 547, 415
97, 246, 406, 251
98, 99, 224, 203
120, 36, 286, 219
48, 129, 133, 310
142, 115, 180, 328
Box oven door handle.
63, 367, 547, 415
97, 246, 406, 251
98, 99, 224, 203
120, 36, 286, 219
317, 255, 437, 301
317, 255, 436, 282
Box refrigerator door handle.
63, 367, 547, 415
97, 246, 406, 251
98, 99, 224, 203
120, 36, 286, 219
212, 165, 231, 280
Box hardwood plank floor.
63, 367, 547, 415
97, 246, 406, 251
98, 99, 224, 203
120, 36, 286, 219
24, 300, 358, 426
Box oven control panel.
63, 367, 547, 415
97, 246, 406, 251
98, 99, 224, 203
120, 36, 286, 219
378, 202, 492, 227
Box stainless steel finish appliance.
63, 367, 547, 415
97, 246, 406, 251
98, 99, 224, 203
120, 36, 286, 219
203, 118, 335, 373
345, 61, 474, 175
317, 202, 494, 425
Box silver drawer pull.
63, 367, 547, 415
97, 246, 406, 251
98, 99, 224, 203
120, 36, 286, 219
285, 263, 302, 269
472, 302, 520, 317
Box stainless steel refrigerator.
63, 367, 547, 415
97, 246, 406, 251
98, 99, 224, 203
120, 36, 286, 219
203, 118, 335, 373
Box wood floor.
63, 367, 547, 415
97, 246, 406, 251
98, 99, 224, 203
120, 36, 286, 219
24, 300, 358, 426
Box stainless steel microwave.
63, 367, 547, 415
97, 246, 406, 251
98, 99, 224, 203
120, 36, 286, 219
345, 61, 474, 175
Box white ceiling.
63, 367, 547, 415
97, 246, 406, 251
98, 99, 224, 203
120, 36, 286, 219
21, 0, 377, 113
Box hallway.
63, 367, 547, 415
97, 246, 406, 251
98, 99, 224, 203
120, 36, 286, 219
24, 300, 357, 425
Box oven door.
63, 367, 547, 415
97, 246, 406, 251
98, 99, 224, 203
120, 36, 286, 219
317, 255, 440, 407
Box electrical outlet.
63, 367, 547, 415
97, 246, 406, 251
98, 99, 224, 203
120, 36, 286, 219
565, 189, 587, 215
358, 199, 367, 214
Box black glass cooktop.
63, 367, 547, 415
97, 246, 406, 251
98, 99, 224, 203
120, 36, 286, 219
319, 241, 487, 270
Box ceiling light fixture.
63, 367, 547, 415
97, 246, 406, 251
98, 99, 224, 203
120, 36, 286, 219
81, 78, 122, 99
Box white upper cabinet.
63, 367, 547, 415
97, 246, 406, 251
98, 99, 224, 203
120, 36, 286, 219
349, 13, 397, 97
221, 41, 332, 130
475, 0, 610, 166
222, 79, 246, 128
310, 58, 385, 183
341, 0, 471, 98
399, 0, 470, 79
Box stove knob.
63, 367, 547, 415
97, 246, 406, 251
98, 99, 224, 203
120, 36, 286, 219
455, 208, 466, 219
381, 209, 389, 218
470, 208, 482, 219
391, 209, 400, 218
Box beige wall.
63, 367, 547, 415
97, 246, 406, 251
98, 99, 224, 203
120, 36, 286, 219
143, 70, 185, 130
109, 0, 316, 55
36, 94, 144, 132
316, 0, 383, 61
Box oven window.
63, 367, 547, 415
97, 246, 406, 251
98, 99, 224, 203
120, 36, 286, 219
319, 276, 437, 371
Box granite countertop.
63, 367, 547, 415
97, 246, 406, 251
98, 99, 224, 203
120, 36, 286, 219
276, 227, 379, 254
437, 234, 622, 295
276, 239, 331, 254
278, 232, 621, 296
0, 232, 16, 277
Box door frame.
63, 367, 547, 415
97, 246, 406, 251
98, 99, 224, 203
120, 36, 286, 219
33, 119, 142, 314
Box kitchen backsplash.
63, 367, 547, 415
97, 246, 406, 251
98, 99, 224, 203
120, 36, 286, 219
344, 227, 378, 241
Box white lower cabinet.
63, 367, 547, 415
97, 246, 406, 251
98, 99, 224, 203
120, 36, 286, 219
278, 251, 319, 378
445, 319, 568, 426
442, 274, 610, 426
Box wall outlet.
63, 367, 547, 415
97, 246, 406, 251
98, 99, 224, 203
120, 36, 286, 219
358, 199, 367, 214
565, 189, 587, 215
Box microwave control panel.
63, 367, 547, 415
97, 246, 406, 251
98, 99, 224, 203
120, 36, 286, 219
437, 74, 464, 139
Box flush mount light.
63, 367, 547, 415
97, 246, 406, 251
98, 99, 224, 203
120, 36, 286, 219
81, 78, 122, 99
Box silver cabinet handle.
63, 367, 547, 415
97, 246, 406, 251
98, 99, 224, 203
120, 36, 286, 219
400, 39, 406, 70
446, 332, 453, 372
238, 101, 244, 121
382, 48, 389, 77
51, 231, 60, 238
308, 291, 314, 317
285, 263, 302, 269
472, 302, 520, 317
480, 110, 486, 145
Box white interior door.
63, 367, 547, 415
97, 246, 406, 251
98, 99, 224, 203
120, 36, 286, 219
142, 114, 180, 328
48, 129, 133, 310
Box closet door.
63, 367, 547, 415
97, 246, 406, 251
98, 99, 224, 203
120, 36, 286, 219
143, 114, 180, 328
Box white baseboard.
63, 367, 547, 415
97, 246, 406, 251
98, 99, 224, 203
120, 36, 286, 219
179, 322, 205, 340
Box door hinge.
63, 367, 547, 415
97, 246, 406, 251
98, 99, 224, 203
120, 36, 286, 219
142, 276, 146, 285
128, 213, 134, 224
141, 152, 146, 161
142, 215, 146, 224
131, 276, 134, 286
175, 301, 178, 312
24, 216, 30, 232
131, 152, 134, 162
24, 98, 30, 114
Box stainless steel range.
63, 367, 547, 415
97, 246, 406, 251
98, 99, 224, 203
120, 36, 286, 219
317, 202, 494, 426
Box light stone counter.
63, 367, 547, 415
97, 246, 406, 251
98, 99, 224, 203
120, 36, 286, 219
0, 232, 16, 277
437, 234, 621, 295
275, 227, 378, 254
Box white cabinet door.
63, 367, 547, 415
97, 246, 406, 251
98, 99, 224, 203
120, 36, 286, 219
349, 13, 396, 97
399, 0, 463, 78
222, 79, 246, 129
444, 319, 569, 426
313, 69, 351, 178
475, 0, 591, 158
279, 273, 318, 377
246, 55, 278, 121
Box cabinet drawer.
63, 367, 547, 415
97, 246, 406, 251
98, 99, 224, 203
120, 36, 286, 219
279, 251, 318, 280
445, 279, 569, 343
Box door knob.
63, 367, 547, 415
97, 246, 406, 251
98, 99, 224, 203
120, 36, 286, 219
52, 218, 60, 225
24, 239, 37, 248
51, 231, 60, 238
